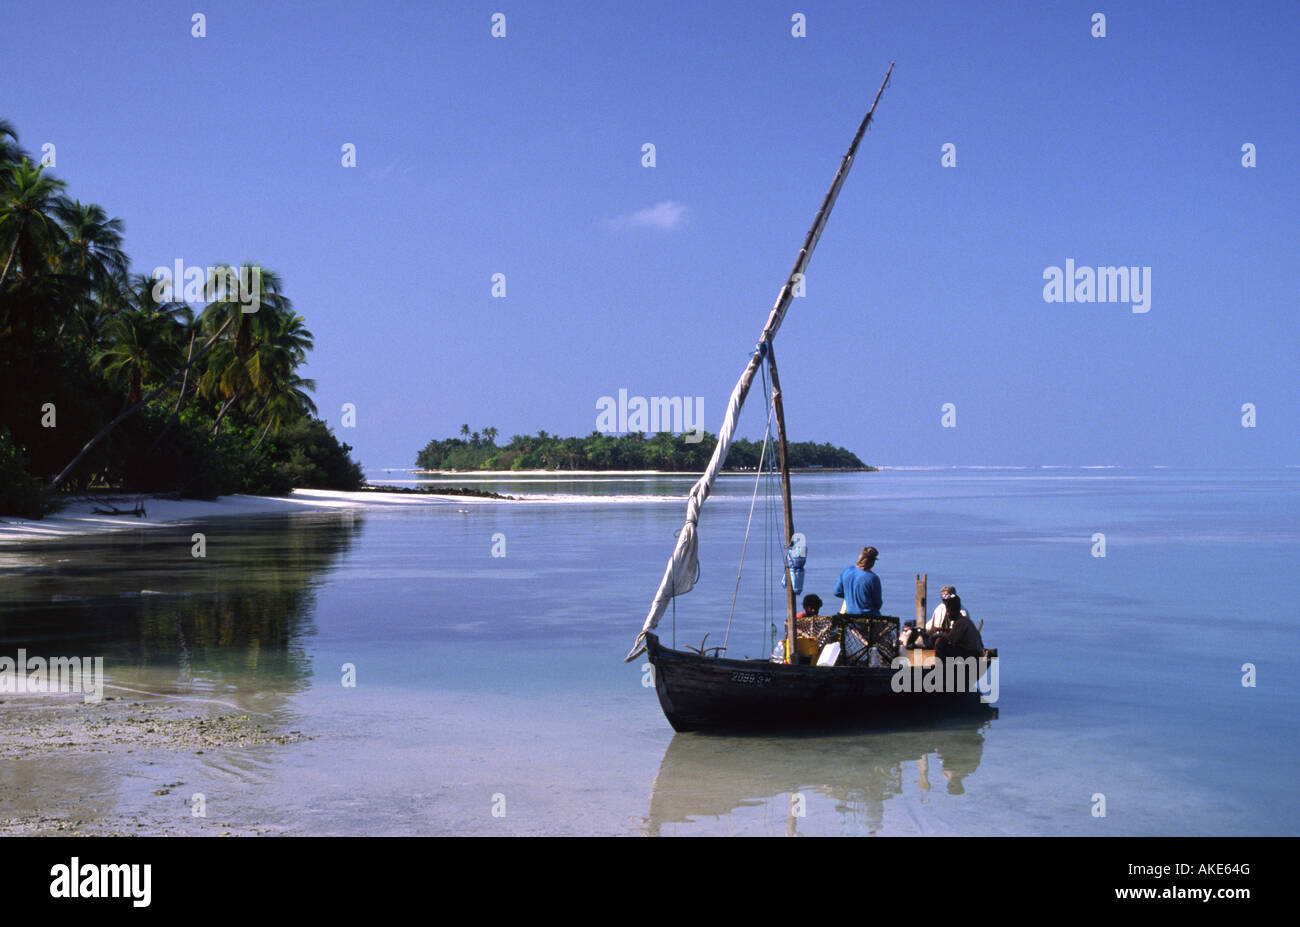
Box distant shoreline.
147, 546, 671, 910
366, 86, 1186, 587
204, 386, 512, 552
404, 467, 878, 477
0, 488, 505, 547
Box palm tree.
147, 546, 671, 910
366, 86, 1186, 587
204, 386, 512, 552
52, 199, 127, 339
0, 119, 24, 177
197, 264, 292, 433
92, 272, 190, 406
0, 158, 68, 291
94, 306, 184, 405
244, 310, 315, 431
49, 303, 238, 492
0, 160, 71, 355
0, 120, 25, 199
252, 372, 318, 451
248, 311, 312, 398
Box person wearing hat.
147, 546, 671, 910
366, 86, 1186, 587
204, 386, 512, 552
908, 586, 973, 649
928, 586, 971, 633
833, 546, 882, 616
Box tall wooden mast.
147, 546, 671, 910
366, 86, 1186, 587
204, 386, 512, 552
626, 63, 893, 662
763, 63, 893, 661
766, 345, 798, 659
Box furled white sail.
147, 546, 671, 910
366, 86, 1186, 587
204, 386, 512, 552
625, 63, 893, 662
625, 343, 767, 661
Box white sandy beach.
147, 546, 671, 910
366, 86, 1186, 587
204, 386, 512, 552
409, 469, 669, 476
0, 488, 503, 546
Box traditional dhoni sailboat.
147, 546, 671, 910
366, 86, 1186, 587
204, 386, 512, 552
624, 64, 997, 732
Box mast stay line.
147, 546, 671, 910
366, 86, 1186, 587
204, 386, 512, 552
625, 63, 894, 662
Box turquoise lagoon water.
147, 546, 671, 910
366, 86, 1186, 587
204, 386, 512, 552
1, 468, 1296, 835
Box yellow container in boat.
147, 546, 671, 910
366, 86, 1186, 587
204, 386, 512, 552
795, 637, 820, 658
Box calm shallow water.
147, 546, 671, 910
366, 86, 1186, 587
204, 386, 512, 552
2, 468, 1297, 835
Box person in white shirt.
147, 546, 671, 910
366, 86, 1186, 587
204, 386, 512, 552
928, 586, 971, 632
905, 585, 971, 649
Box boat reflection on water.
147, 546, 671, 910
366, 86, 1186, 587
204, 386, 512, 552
642, 707, 998, 836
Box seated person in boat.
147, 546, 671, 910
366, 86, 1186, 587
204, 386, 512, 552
771, 595, 826, 663
929, 585, 970, 632
906, 585, 970, 648
833, 546, 882, 616
932, 595, 984, 660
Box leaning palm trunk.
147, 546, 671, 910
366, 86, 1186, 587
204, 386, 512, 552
251, 419, 273, 452
174, 329, 195, 416
48, 314, 235, 492
146, 328, 198, 453
0, 234, 19, 290
210, 381, 246, 435
249, 389, 274, 422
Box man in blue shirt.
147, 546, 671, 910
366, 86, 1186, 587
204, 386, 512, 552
834, 546, 882, 615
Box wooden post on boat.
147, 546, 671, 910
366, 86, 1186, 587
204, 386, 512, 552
915, 573, 927, 629
766, 345, 798, 661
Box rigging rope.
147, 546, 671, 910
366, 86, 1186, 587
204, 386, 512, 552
722, 379, 776, 655
764, 394, 779, 655
759, 413, 780, 650
670, 570, 676, 649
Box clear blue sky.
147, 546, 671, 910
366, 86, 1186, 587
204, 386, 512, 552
5, 0, 1297, 468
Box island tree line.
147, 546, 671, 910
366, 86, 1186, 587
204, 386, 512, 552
0, 118, 363, 518
416, 426, 870, 472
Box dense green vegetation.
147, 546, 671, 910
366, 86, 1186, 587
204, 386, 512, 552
416, 425, 870, 472
0, 118, 363, 518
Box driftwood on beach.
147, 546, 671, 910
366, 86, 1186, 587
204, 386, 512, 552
90, 503, 147, 518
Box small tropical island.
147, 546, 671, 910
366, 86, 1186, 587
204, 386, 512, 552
415, 426, 874, 473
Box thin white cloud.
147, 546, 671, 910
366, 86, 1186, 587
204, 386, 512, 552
364, 159, 399, 182
608, 200, 689, 231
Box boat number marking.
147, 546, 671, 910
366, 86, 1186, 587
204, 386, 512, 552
729, 671, 772, 686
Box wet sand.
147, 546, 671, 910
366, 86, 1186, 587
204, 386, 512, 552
0, 691, 311, 836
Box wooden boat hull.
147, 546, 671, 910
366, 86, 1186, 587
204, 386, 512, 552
645, 632, 992, 732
